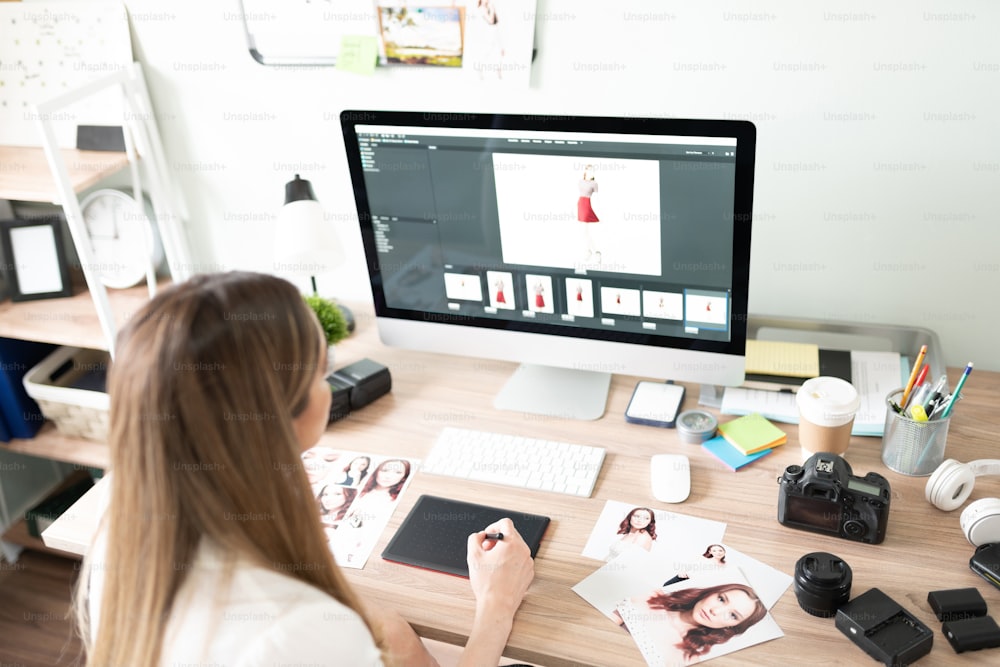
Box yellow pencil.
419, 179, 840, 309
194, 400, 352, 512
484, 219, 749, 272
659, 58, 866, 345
900, 344, 928, 409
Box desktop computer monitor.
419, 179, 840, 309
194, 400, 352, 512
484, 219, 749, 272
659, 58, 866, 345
340, 111, 755, 420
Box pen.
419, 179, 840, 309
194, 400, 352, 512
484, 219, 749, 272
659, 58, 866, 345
484, 532, 504, 541
906, 382, 932, 412
900, 344, 928, 409
922, 374, 949, 414
940, 363, 973, 419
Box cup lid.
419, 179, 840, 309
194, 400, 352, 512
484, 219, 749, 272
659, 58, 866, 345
796, 376, 860, 426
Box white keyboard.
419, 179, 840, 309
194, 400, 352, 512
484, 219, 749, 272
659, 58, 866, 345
421, 427, 606, 497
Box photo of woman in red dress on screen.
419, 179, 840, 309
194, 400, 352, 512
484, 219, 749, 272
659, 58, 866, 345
577, 164, 601, 263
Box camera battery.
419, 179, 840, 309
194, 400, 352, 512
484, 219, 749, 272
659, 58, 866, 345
326, 374, 353, 423
835, 588, 933, 667
927, 587, 988, 622
331, 358, 391, 409
942, 615, 1000, 653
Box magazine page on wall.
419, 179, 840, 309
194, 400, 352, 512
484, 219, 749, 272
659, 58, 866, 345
302, 446, 418, 569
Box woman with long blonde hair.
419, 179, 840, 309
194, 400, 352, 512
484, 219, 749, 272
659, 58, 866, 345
76, 271, 534, 666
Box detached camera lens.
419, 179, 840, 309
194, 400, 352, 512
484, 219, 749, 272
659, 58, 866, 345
794, 552, 853, 618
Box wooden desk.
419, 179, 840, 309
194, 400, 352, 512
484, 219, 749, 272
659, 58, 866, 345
45, 305, 1000, 666
326, 309, 1000, 667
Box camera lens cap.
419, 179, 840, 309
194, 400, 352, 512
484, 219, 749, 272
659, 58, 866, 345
795, 552, 853, 617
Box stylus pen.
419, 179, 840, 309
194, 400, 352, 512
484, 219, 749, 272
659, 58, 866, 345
484, 532, 504, 541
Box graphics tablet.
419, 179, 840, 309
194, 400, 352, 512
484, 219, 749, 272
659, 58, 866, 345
381, 495, 550, 577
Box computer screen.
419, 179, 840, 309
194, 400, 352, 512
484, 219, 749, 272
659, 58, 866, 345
341, 111, 755, 420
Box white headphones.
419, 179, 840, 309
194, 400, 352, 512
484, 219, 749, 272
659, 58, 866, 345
925, 459, 1000, 546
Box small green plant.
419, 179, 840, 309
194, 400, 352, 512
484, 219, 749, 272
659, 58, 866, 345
304, 294, 349, 346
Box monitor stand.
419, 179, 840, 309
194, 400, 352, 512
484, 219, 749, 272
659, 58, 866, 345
494, 364, 611, 421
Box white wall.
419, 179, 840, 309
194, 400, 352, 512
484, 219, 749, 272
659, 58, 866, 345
121, 0, 1000, 371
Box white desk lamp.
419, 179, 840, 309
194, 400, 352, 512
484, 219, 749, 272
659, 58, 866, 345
274, 174, 354, 332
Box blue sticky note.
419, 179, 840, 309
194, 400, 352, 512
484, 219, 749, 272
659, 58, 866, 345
702, 435, 772, 471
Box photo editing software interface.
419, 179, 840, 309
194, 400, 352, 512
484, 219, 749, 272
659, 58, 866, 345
345, 117, 751, 356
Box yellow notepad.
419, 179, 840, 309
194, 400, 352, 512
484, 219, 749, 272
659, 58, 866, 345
718, 413, 788, 455
745, 340, 820, 378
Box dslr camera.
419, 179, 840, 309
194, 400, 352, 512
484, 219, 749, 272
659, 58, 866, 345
777, 452, 890, 544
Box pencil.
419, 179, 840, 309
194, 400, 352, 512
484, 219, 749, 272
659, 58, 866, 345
900, 344, 928, 409
941, 363, 973, 419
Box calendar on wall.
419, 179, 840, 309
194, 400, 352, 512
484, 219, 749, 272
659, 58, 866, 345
0, 1, 133, 148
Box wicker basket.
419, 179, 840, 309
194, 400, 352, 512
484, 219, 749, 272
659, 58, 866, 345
23, 347, 110, 441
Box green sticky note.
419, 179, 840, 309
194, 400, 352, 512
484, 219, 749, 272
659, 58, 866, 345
337, 35, 378, 75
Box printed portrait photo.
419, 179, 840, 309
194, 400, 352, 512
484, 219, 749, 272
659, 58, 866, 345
580, 500, 725, 563
302, 446, 418, 570
614, 571, 783, 666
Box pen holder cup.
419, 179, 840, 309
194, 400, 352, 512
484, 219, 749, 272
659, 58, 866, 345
880, 389, 950, 476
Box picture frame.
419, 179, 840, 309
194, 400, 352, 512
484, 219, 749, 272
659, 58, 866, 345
0, 216, 73, 302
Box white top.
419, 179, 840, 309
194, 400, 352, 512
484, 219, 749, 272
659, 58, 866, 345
88, 536, 383, 666
616, 597, 689, 666
606, 536, 650, 562
579, 179, 598, 197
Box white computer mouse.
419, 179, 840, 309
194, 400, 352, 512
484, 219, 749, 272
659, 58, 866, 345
650, 453, 691, 503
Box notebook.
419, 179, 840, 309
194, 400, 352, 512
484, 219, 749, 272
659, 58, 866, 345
381, 495, 550, 577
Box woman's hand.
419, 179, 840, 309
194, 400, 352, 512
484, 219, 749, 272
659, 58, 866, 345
457, 518, 535, 667
466, 517, 534, 617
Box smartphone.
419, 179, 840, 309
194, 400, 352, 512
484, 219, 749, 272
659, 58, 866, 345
625, 381, 686, 428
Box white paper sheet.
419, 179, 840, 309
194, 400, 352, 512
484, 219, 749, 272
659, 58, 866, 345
721, 351, 903, 436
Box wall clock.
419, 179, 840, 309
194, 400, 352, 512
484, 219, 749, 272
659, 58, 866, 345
79, 188, 163, 289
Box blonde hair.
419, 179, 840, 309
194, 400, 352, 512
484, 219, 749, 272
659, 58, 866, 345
75, 271, 378, 665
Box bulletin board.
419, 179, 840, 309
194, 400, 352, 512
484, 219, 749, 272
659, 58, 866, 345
237, 0, 537, 87
0, 1, 133, 148
237, 0, 380, 65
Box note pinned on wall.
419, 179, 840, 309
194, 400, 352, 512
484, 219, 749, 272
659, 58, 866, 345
0, 1, 133, 148
336, 36, 379, 75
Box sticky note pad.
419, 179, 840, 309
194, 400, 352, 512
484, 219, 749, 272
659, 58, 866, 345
703, 436, 772, 471
745, 340, 820, 378
337, 35, 378, 75
718, 413, 787, 455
